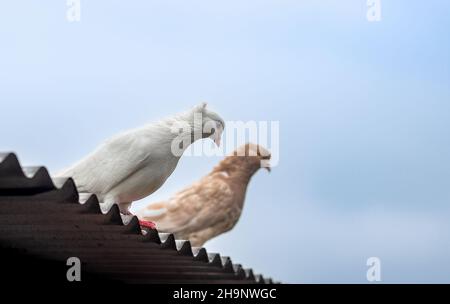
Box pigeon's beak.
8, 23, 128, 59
261, 159, 271, 173
214, 135, 221, 147
213, 128, 223, 147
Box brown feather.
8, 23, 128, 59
136, 143, 271, 246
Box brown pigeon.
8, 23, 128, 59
135, 143, 271, 246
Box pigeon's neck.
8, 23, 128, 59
149, 110, 204, 156
215, 159, 259, 186
228, 169, 256, 209
235, 167, 258, 184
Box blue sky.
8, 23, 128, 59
1, 1, 450, 283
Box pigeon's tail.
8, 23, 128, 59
53, 165, 74, 179
54, 167, 90, 194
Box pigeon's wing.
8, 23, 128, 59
139, 173, 238, 234
59, 130, 151, 194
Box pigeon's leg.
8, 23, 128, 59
118, 202, 156, 229
118, 202, 133, 215
139, 219, 157, 230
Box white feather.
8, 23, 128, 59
56, 104, 224, 214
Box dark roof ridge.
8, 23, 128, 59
0, 152, 277, 284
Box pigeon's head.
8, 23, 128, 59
233, 143, 272, 173
193, 102, 225, 147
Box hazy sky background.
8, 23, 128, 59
1, 1, 450, 283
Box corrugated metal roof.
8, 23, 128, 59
0, 152, 275, 284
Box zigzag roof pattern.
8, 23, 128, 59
0, 153, 275, 284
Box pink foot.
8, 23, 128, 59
139, 220, 157, 230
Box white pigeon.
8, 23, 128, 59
57, 103, 225, 215
135, 143, 271, 246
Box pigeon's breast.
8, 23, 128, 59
109, 158, 178, 202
